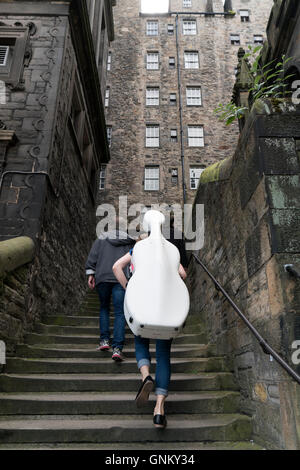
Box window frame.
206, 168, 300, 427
144, 166, 160, 191
99, 165, 107, 190
146, 87, 160, 106
105, 87, 110, 107
0, 27, 29, 86
187, 125, 204, 147
146, 125, 160, 148
190, 167, 205, 190
146, 20, 159, 36
254, 34, 264, 44
184, 51, 199, 69
186, 86, 202, 106
183, 20, 197, 35
230, 34, 241, 45
146, 52, 159, 70
240, 10, 250, 22
183, 0, 192, 7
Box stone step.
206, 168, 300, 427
0, 413, 252, 444
0, 372, 238, 393
4, 357, 230, 374
0, 391, 241, 415
15, 344, 215, 359
38, 319, 204, 335
0, 441, 264, 450
24, 332, 206, 346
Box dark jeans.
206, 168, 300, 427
134, 336, 173, 396
96, 282, 126, 350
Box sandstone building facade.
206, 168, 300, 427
101, 0, 274, 211
0, 0, 115, 350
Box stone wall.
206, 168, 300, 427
187, 102, 300, 449
0, 1, 113, 351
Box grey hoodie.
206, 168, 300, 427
85, 230, 135, 286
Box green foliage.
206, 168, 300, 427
214, 45, 295, 126
214, 102, 248, 126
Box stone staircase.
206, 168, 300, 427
0, 290, 261, 450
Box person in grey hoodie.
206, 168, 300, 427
86, 228, 135, 361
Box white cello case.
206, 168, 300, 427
124, 210, 190, 340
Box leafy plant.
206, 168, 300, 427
214, 102, 248, 126
214, 45, 295, 125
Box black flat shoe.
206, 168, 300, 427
135, 375, 154, 408
153, 414, 167, 429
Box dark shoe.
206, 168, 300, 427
135, 375, 154, 408
112, 347, 125, 362
153, 414, 167, 429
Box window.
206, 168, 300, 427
168, 24, 174, 35
171, 169, 178, 186
147, 52, 159, 70
0, 27, 29, 86
107, 51, 111, 71
105, 87, 110, 107
186, 87, 202, 106
188, 126, 204, 147
0, 45, 9, 67
99, 165, 107, 190
230, 34, 240, 45
183, 20, 197, 35
145, 166, 159, 191
190, 168, 204, 190
146, 87, 159, 106
183, 0, 192, 7
169, 57, 175, 69
146, 125, 160, 147
147, 21, 158, 36
170, 93, 177, 105
254, 35, 263, 44
240, 10, 250, 22
107, 126, 112, 147
184, 51, 199, 69
170, 129, 178, 142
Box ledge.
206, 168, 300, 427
0, 237, 35, 278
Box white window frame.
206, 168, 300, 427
170, 129, 178, 142
184, 51, 199, 69
183, 0, 192, 7
146, 87, 159, 106
230, 34, 240, 45
169, 57, 175, 68
105, 87, 110, 107
190, 168, 205, 190
183, 20, 197, 35
168, 24, 174, 35
107, 51, 111, 71
240, 10, 250, 22
188, 126, 204, 147
144, 166, 160, 191
147, 52, 159, 70
146, 125, 160, 148
254, 35, 263, 44
147, 21, 158, 36
0, 45, 9, 67
186, 87, 202, 106
170, 93, 177, 105
99, 165, 107, 190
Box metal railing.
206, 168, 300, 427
188, 253, 300, 385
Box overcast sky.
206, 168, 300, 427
141, 0, 226, 14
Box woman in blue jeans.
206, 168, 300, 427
112, 244, 187, 428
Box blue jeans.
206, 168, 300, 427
134, 336, 173, 396
96, 282, 126, 350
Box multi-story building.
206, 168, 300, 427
101, 0, 273, 211
0, 0, 115, 347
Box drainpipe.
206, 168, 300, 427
175, 14, 187, 206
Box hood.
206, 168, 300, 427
99, 230, 135, 246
